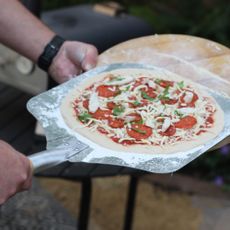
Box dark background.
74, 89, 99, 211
43, 0, 230, 46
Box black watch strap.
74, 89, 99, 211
37, 35, 65, 71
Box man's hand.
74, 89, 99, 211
49, 41, 98, 84
0, 140, 32, 205
0, 0, 98, 84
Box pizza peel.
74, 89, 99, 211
27, 63, 230, 174
28, 137, 92, 173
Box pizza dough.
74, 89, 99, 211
60, 68, 224, 154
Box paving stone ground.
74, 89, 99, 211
1, 176, 230, 230
192, 196, 230, 230
0, 179, 76, 230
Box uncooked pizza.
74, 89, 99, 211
61, 68, 224, 154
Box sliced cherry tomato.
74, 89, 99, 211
111, 137, 136, 145
91, 109, 112, 120
111, 136, 120, 143
97, 127, 109, 134
82, 99, 89, 109
108, 118, 125, 128
96, 85, 120, 98
127, 124, 152, 140
107, 102, 116, 110
141, 87, 157, 99
128, 102, 136, 108
127, 113, 142, 123
131, 77, 146, 89
128, 96, 137, 100
206, 116, 214, 125
159, 125, 176, 136
121, 140, 136, 145
179, 91, 198, 107
161, 98, 178, 105
140, 99, 149, 106
158, 80, 174, 88
196, 130, 206, 135
174, 89, 181, 95
174, 115, 197, 129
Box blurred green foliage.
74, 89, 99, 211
181, 146, 230, 185
42, 0, 229, 46
129, 0, 230, 46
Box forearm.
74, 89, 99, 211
0, 0, 55, 62
0, 0, 98, 83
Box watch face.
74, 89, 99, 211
15, 56, 35, 75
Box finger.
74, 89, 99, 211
21, 162, 33, 190
0, 194, 11, 205
59, 65, 82, 82
66, 42, 86, 65
81, 45, 98, 71
17, 154, 33, 191
49, 59, 81, 84
66, 42, 98, 71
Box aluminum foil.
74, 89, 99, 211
27, 63, 230, 173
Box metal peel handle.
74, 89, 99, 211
28, 138, 90, 173
28, 148, 67, 173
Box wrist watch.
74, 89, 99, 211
37, 35, 65, 72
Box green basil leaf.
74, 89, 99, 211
174, 110, 183, 118
141, 91, 155, 101
113, 105, 125, 116
158, 86, 170, 100
133, 100, 141, 106
131, 127, 147, 134
177, 81, 184, 89
78, 112, 92, 123
109, 76, 124, 82
158, 94, 170, 100
154, 79, 161, 84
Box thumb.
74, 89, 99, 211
17, 153, 33, 191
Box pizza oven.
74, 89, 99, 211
0, 2, 153, 95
